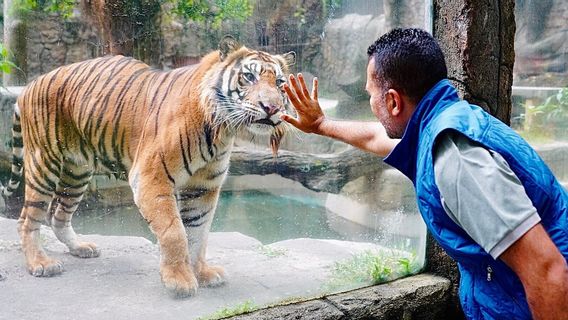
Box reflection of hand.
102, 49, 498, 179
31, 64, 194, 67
281, 73, 326, 134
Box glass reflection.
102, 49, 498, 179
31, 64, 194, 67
0, 0, 428, 314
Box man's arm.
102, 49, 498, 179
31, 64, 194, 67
281, 73, 398, 157
315, 119, 398, 158
499, 223, 568, 320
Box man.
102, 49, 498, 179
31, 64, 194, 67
281, 28, 568, 320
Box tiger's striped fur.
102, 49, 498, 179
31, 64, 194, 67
6, 36, 295, 298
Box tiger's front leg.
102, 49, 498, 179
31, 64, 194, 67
177, 185, 226, 287
129, 169, 198, 298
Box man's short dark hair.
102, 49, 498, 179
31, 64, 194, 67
367, 28, 447, 103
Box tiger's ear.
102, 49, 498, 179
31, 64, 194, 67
281, 51, 296, 67
219, 35, 242, 61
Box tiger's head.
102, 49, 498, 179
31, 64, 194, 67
205, 36, 296, 155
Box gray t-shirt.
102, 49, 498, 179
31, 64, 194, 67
433, 131, 541, 259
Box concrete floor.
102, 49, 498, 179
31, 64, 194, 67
0, 217, 401, 320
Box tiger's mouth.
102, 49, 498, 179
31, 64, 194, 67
247, 116, 284, 136
254, 118, 277, 126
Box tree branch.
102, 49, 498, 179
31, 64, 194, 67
229, 146, 389, 193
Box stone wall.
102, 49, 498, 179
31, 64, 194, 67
18, 0, 332, 80
26, 13, 99, 79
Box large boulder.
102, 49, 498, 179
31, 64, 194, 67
316, 13, 385, 101
514, 0, 568, 86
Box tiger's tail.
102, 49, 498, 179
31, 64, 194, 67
1, 103, 24, 198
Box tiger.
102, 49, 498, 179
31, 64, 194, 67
1, 35, 295, 298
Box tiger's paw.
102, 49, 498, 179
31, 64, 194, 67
27, 256, 64, 277
198, 264, 226, 287
160, 263, 199, 298
70, 242, 100, 258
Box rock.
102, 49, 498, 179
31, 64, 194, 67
317, 13, 385, 98
514, 0, 568, 86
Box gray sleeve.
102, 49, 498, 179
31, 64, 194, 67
433, 131, 541, 259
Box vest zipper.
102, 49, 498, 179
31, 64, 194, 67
486, 264, 529, 316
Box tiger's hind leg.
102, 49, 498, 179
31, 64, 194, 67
17, 154, 63, 277
50, 163, 99, 258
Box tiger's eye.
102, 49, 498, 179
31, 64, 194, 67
242, 72, 256, 83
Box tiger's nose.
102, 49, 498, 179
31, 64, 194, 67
260, 102, 279, 117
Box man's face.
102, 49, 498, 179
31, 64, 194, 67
365, 58, 406, 139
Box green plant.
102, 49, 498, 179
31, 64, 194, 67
198, 299, 257, 320
172, 0, 253, 28
323, 250, 420, 291
0, 43, 18, 75
398, 257, 412, 275
12, 0, 254, 27
12, 0, 76, 18
531, 88, 568, 125
524, 88, 568, 140
322, 0, 343, 19
257, 244, 288, 258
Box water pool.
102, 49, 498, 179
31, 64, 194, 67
2, 187, 425, 253
68, 189, 348, 244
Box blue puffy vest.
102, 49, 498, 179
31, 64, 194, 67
384, 79, 568, 319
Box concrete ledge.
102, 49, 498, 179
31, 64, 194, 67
230, 274, 450, 320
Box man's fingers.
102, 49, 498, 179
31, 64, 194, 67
297, 73, 311, 101
283, 83, 301, 109
280, 114, 300, 127
312, 77, 318, 100
288, 74, 306, 101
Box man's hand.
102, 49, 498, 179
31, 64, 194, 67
281, 73, 325, 134
281, 73, 398, 157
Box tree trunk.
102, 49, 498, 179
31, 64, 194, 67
230, 146, 389, 194
79, 0, 162, 66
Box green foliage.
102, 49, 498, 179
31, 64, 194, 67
292, 0, 343, 24
322, 0, 343, 18
198, 300, 257, 320
11, 0, 254, 28
530, 88, 568, 124
524, 88, 568, 140
171, 0, 253, 28
256, 245, 288, 258
0, 43, 18, 75
323, 250, 421, 291
12, 0, 76, 18
323, 0, 342, 10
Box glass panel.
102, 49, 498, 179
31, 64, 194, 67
0, 0, 427, 317
512, 0, 568, 188
513, 0, 568, 142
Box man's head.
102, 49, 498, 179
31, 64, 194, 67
365, 28, 447, 138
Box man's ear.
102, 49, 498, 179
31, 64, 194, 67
386, 89, 403, 116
